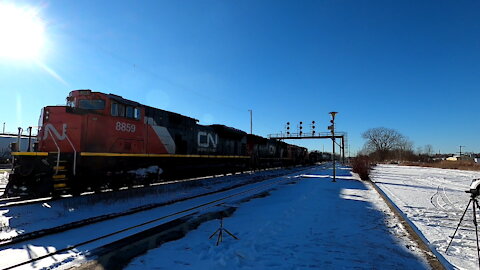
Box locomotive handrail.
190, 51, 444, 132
47, 129, 61, 175
16, 127, 23, 151
65, 133, 77, 176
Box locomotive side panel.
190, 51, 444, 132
38, 106, 83, 152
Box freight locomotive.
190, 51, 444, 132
5, 90, 308, 197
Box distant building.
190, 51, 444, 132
446, 156, 459, 161
0, 135, 33, 162
446, 155, 476, 162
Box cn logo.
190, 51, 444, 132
42, 123, 67, 141
197, 131, 218, 148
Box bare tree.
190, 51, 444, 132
362, 127, 408, 161
424, 144, 434, 157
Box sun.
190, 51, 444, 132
0, 2, 46, 60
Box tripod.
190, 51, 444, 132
446, 192, 480, 269
209, 217, 239, 246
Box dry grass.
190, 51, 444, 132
351, 156, 371, 180
401, 160, 480, 171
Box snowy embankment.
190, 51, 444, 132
372, 164, 480, 270
125, 165, 429, 270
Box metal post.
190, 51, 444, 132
329, 112, 338, 182
17, 127, 22, 152
341, 136, 345, 164
332, 135, 336, 182
248, 110, 252, 134
27, 126, 32, 152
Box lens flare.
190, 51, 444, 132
0, 2, 46, 60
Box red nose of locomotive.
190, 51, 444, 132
37, 105, 82, 153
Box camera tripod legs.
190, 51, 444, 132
446, 197, 480, 270
209, 218, 239, 246
474, 199, 480, 269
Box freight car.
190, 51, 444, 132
5, 90, 308, 197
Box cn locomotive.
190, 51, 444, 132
6, 90, 308, 197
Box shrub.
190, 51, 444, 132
351, 155, 371, 180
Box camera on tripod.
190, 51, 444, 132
448, 178, 480, 269
466, 179, 480, 197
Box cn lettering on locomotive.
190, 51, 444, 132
42, 123, 67, 141
197, 131, 218, 149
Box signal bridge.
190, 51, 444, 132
268, 131, 348, 164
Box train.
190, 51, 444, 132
5, 90, 313, 197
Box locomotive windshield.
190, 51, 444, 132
78, 99, 105, 110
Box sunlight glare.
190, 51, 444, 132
0, 2, 46, 60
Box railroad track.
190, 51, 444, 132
0, 166, 311, 245
0, 167, 296, 209
0, 165, 314, 270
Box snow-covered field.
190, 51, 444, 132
372, 164, 480, 270
125, 165, 429, 270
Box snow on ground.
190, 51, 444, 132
0, 167, 320, 270
125, 165, 429, 270
372, 164, 480, 270
0, 168, 300, 241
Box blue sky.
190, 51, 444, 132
0, 0, 479, 155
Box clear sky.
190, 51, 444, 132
0, 0, 479, 155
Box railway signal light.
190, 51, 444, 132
329, 111, 338, 182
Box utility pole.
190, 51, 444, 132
328, 112, 338, 182
248, 110, 252, 134
459, 146, 465, 158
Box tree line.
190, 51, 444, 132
360, 127, 437, 162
